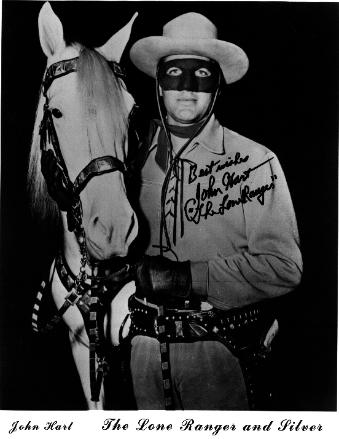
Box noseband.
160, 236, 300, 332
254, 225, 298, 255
39, 56, 127, 233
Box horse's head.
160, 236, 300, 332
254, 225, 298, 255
29, 2, 138, 262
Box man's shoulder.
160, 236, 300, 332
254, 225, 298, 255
222, 125, 275, 161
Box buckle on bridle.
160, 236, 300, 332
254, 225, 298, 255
109, 61, 126, 79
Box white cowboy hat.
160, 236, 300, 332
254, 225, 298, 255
130, 12, 249, 84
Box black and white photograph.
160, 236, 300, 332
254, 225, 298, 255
0, 0, 338, 426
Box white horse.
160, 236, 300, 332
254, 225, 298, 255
29, 2, 137, 409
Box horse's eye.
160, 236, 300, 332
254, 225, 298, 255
52, 108, 63, 118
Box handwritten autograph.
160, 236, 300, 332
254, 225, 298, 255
184, 157, 277, 224
188, 152, 249, 184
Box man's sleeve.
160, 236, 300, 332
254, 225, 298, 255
191, 152, 303, 309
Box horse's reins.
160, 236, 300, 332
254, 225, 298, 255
33, 55, 131, 402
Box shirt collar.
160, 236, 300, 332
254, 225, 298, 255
151, 114, 224, 156
185, 114, 224, 155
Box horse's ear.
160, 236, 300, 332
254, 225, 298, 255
96, 12, 138, 62
38, 2, 66, 57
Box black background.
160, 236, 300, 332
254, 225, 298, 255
1, 1, 338, 410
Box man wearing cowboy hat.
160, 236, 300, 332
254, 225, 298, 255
127, 12, 302, 410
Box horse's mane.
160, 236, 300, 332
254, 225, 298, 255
27, 45, 129, 222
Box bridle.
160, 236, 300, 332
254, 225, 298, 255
39, 56, 128, 233
36, 55, 133, 402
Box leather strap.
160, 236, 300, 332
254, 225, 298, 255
128, 295, 275, 409
39, 107, 72, 189
155, 306, 174, 409
43, 57, 78, 96
73, 156, 126, 196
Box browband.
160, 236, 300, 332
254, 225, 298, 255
42, 56, 126, 96
43, 57, 78, 96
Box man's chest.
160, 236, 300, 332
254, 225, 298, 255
139, 148, 254, 250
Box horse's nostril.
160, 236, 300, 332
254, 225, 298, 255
90, 215, 112, 240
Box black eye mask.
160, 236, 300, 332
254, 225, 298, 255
158, 58, 220, 93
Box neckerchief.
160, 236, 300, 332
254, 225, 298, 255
154, 119, 205, 172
